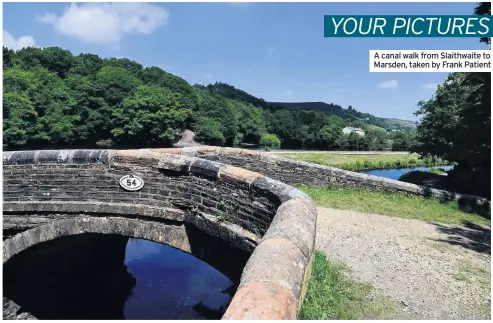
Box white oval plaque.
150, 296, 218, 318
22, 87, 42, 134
119, 175, 144, 191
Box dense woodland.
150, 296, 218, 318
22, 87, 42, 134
3, 46, 415, 152
411, 2, 491, 199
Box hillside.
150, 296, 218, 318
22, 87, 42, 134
268, 102, 417, 132
4, 46, 416, 152
204, 84, 417, 132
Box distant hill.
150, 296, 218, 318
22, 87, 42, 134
201, 83, 417, 132
381, 118, 418, 130
268, 101, 347, 116
268, 102, 417, 131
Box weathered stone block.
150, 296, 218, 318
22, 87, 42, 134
190, 159, 223, 179
222, 281, 297, 320
158, 154, 196, 173
219, 166, 262, 187
262, 198, 316, 258
239, 237, 308, 299
181, 146, 200, 156
251, 176, 292, 203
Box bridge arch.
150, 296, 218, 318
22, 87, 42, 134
3, 149, 317, 320
3, 215, 250, 284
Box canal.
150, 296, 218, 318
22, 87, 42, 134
360, 165, 454, 181
3, 234, 238, 320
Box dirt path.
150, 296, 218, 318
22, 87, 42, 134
316, 207, 491, 320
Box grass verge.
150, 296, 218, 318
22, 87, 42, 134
295, 185, 490, 226
299, 251, 396, 320
429, 167, 447, 175
281, 152, 448, 171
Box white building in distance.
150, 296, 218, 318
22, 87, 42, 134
342, 127, 365, 136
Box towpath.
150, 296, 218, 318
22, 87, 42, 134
316, 207, 491, 320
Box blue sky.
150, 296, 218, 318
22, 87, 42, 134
3, 2, 487, 121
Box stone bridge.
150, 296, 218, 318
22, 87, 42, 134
3, 146, 488, 320
3, 148, 317, 320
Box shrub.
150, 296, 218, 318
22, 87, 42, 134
259, 133, 281, 148
354, 161, 363, 171
398, 170, 443, 187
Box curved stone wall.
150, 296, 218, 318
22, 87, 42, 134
3, 149, 317, 320
145, 146, 490, 205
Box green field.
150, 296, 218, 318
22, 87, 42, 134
295, 185, 490, 226
281, 152, 447, 171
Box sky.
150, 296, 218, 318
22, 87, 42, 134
3, 1, 488, 121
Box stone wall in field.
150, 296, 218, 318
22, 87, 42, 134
3, 149, 318, 320
145, 146, 490, 207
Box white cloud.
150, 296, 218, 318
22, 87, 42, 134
3, 30, 36, 50
36, 2, 169, 44
424, 83, 438, 90
378, 80, 398, 89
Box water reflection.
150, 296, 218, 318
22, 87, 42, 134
3, 233, 237, 320
124, 239, 234, 319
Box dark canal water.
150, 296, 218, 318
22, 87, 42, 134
3, 234, 237, 320
361, 165, 454, 180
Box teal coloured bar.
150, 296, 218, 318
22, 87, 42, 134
324, 15, 493, 37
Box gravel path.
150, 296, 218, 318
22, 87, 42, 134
316, 207, 491, 320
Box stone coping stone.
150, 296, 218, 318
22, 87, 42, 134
123, 146, 488, 204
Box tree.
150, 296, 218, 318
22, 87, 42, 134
112, 85, 192, 146
3, 44, 412, 153
103, 57, 143, 75
392, 132, 411, 151
474, 2, 491, 45
139, 66, 193, 94
260, 133, 281, 148
195, 117, 226, 145
94, 66, 142, 107
37, 46, 75, 78
3, 47, 14, 68
319, 124, 342, 149
347, 132, 361, 150
3, 92, 38, 147
227, 99, 266, 144
412, 73, 465, 159
70, 53, 104, 76
411, 2, 491, 198
65, 74, 107, 144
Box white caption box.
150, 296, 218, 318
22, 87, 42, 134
370, 50, 492, 72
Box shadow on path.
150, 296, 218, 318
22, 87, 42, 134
432, 221, 491, 254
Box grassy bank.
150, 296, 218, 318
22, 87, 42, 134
295, 185, 490, 226
299, 251, 396, 320
281, 152, 449, 171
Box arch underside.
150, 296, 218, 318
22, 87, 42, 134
4, 212, 254, 319
4, 213, 253, 283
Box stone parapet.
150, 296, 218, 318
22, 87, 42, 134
3, 148, 318, 320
